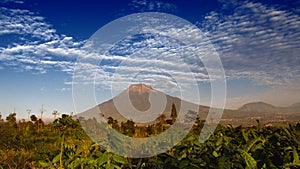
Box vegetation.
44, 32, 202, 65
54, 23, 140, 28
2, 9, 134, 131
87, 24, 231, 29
0, 112, 299, 169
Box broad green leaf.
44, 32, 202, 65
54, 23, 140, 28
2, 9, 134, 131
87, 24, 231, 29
112, 155, 127, 164
239, 149, 257, 169
282, 127, 292, 138
218, 156, 229, 169
39, 161, 50, 167
178, 159, 190, 168
284, 163, 300, 168
105, 163, 115, 169
112, 164, 122, 169
293, 147, 300, 164
244, 137, 262, 152
52, 154, 60, 163
216, 137, 223, 146
98, 152, 111, 166
213, 151, 219, 157
242, 129, 249, 142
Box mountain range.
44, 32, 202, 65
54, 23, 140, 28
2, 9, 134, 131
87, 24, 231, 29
77, 84, 300, 126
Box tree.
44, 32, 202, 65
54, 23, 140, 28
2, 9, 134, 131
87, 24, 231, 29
121, 119, 135, 137
146, 124, 154, 136
6, 113, 16, 123
157, 114, 166, 125
113, 119, 119, 129
30, 114, 42, 131
171, 103, 178, 124
53, 114, 81, 169
30, 115, 38, 122
155, 114, 167, 133
107, 117, 119, 130
107, 117, 114, 126
0, 112, 3, 122
6, 113, 17, 127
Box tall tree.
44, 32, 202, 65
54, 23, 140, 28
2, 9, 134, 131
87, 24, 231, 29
157, 114, 166, 125
6, 113, 17, 127
107, 117, 114, 126
121, 119, 135, 137
171, 103, 177, 123
53, 114, 81, 169
0, 112, 3, 122
30, 114, 37, 122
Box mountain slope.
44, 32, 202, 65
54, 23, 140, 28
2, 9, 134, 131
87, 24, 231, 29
76, 84, 299, 126
80, 84, 209, 125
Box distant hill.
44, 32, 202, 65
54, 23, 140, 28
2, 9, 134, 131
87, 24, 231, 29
289, 102, 300, 108
76, 84, 300, 126
238, 102, 278, 113
220, 101, 300, 126
238, 101, 300, 114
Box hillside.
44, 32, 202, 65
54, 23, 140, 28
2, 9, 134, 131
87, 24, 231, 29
77, 84, 299, 126
78, 83, 209, 125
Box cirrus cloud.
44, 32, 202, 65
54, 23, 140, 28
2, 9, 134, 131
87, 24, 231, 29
198, 0, 300, 87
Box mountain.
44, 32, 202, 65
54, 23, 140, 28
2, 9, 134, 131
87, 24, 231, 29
223, 101, 300, 125
288, 102, 300, 110
237, 101, 300, 114
238, 102, 278, 113
76, 84, 299, 126
78, 83, 209, 125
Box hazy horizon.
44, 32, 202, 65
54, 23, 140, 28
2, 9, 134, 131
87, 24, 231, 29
1, 82, 299, 121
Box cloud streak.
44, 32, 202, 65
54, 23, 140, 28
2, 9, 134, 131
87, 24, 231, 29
0, 7, 84, 74
73, 23, 222, 99
198, 0, 300, 87
128, 0, 177, 12
0, 7, 56, 41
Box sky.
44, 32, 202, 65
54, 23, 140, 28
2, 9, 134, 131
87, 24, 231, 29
0, 0, 299, 119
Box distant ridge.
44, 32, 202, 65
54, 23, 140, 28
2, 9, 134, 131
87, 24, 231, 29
77, 84, 300, 126
238, 102, 277, 113
289, 102, 300, 109
238, 101, 300, 114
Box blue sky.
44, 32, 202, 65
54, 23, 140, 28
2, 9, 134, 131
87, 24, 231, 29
0, 0, 299, 119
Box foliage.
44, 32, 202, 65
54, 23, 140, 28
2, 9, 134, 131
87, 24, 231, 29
0, 112, 299, 169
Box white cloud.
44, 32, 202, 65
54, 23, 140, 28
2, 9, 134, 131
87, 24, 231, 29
56, 87, 71, 92
0, 7, 57, 41
0, 39, 80, 74
128, 0, 177, 12
198, 0, 300, 87
0, 6, 85, 74
0, 5, 221, 94
73, 27, 220, 92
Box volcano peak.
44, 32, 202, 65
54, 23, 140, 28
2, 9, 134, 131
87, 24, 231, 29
127, 83, 154, 94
